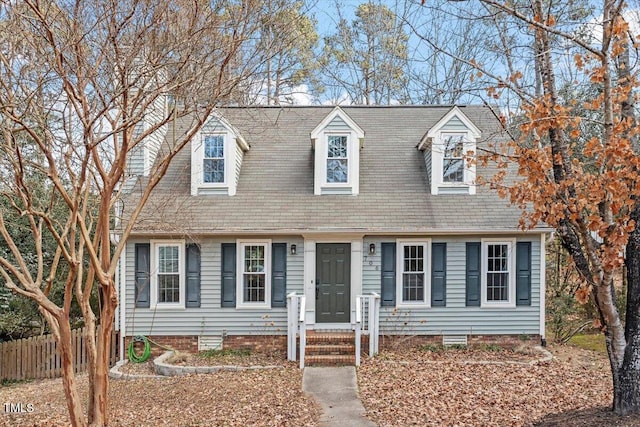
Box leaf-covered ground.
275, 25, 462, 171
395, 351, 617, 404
0, 368, 320, 426
357, 344, 640, 426
2, 344, 640, 426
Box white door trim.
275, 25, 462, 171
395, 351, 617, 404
303, 235, 364, 326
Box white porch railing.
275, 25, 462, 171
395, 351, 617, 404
355, 292, 381, 366
287, 292, 306, 368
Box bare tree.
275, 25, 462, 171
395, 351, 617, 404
414, 0, 640, 414
321, 1, 410, 105
253, 0, 319, 105
0, 1, 279, 425
403, 0, 496, 104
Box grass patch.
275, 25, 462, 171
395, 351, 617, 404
568, 333, 606, 353
480, 344, 504, 352
199, 348, 252, 358
419, 344, 443, 353
444, 344, 467, 351
1, 378, 30, 387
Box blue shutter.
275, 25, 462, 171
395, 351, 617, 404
134, 243, 150, 308
186, 243, 201, 308
381, 242, 396, 307
431, 243, 446, 307
221, 243, 236, 307
271, 243, 287, 307
466, 242, 481, 306
516, 242, 532, 306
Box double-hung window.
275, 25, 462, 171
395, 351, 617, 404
442, 135, 465, 183
311, 108, 364, 195
203, 134, 225, 184
326, 135, 349, 183
237, 240, 271, 308
396, 240, 430, 306
151, 240, 185, 308
481, 239, 516, 307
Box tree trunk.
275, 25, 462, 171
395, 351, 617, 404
617, 208, 640, 414
89, 285, 117, 427
58, 320, 87, 427
614, 13, 640, 415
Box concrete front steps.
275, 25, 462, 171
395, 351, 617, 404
305, 331, 368, 366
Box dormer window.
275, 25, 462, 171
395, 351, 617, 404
203, 135, 225, 183
311, 107, 364, 195
327, 135, 349, 183
418, 106, 481, 196
191, 113, 249, 196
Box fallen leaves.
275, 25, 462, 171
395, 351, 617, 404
357, 344, 638, 427
0, 367, 320, 426
2, 345, 640, 426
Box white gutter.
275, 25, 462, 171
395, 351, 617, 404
127, 228, 554, 238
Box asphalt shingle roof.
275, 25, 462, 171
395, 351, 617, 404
125, 106, 542, 236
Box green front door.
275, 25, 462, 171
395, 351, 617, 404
316, 243, 351, 323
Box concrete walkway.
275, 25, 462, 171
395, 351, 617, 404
302, 366, 376, 427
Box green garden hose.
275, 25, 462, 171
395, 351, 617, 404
127, 335, 151, 363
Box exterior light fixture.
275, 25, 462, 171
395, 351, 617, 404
369, 243, 376, 255
291, 244, 297, 255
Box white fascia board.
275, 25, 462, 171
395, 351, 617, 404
310, 106, 365, 140
129, 228, 553, 238
207, 111, 249, 151
421, 106, 482, 149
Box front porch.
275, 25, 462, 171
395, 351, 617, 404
287, 292, 380, 367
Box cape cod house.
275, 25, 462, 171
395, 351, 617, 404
115, 105, 549, 366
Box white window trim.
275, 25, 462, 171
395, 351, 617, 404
325, 134, 350, 186
150, 240, 186, 309
432, 132, 476, 195
396, 239, 431, 308
481, 238, 517, 308
319, 131, 358, 189
236, 239, 272, 309
442, 134, 466, 184
199, 133, 230, 187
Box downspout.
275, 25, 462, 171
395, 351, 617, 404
540, 233, 547, 347
119, 250, 126, 361
114, 257, 120, 332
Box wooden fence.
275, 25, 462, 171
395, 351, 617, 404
0, 326, 119, 382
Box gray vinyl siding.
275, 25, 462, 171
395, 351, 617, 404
423, 149, 432, 188
127, 122, 146, 176
124, 234, 542, 338
201, 117, 227, 133
123, 98, 167, 193
197, 187, 229, 196
325, 116, 351, 132
124, 237, 304, 337
443, 116, 468, 131
142, 96, 168, 175
235, 142, 243, 186
362, 236, 541, 336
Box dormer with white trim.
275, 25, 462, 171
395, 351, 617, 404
311, 107, 365, 195
418, 106, 481, 195
191, 113, 249, 196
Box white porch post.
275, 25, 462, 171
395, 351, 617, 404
303, 239, 316, 325
350, 238, 363, 324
